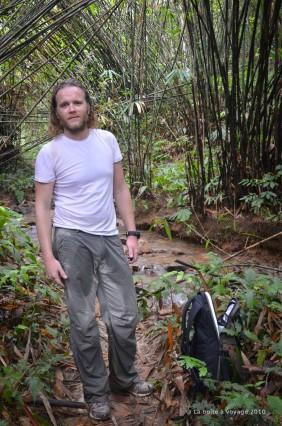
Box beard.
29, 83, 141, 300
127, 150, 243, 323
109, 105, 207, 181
60, 116, 88, 134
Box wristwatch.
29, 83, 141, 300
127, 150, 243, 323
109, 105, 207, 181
126, 230, 141, 239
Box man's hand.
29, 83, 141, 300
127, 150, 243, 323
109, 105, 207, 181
126, 236, 138, 263
44, 256, 67, 286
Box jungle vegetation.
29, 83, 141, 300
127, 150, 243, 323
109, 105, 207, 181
0, 1, 281, 425
0, 0, 281, 215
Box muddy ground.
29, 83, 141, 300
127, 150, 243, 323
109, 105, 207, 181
134, 203, 282, 271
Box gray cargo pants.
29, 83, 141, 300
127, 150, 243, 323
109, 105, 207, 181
53, 227, 139, 403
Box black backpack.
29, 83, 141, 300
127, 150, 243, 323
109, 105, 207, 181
181, 291, 245, 391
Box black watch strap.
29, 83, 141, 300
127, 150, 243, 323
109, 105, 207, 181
126, 230, 141, 239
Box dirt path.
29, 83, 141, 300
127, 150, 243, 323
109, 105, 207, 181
48, 317, 172, 426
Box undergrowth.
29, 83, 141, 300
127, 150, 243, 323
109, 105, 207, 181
0, 206, 68, 424
0, 161, 34, 204
136, 254, 282, 425
0, 204, 281, 424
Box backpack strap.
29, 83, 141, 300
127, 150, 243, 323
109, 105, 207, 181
181, 292, 205, 354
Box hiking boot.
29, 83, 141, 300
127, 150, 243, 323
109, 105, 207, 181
129, 381, 154, 397
89, 401, 110, 420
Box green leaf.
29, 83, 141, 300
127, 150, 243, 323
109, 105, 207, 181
100, 69, 121, 82
243, 269, 257, 285
244, 289, 255, 309
267, 301, 282, 312
0, 206, 12, 229
89, 3, 99, 15
163, 219, 172, 240
136, 185, 148, 199
272, 336, 282, 357
267, 395, 282, 416
179, 356, 208, 377
176, 271, 185, 282
45, 326, 58, 338
266, 277, 282, 296
165, 68, 191, 85
26, 376, 44, 401
15, 324, 29, 331
244, 330, 260, 342
256, 350, 267, 366
223, 391, 257, 410
168, 208, 192, 223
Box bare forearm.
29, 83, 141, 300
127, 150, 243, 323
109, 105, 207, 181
35, 204, 54, 261
113, 163, 138, 261
114, 185, 136, 231
34, 182, 66, 285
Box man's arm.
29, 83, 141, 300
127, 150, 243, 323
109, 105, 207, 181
113, 162, 138, 262
35, 181, 67, 285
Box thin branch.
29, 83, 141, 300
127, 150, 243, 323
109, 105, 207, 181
223, 231, 282, 262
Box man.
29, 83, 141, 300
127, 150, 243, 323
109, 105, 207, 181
34, 79, 153, 420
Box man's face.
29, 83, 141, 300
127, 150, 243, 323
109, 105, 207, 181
55, 86, 90, 134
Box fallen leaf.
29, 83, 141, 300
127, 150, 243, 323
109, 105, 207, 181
174, 375, 185, 394
167, 323, 174, 350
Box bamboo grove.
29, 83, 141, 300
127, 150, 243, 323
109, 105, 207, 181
0, 0, 281, 211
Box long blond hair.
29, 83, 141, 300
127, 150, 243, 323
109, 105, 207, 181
48, 79, 97, 136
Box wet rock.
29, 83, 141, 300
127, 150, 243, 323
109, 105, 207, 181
138, 238, 152, 254
139, 264, 166, 275
152, 248, 167, 253
131, 265, 140, 272
165, 265, 186, 272
171, 249, 185, 255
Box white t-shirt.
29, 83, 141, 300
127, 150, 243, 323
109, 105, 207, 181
34, 129, 122, 235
